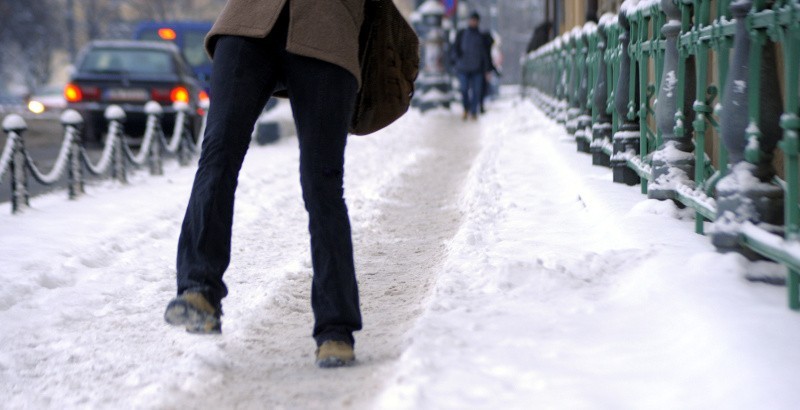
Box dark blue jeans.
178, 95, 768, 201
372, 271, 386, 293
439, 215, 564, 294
176, 26, 362, 346
459, 71, 484, 116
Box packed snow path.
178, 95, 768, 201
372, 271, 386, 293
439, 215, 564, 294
2, 97, 798, 409
0, 104, 481, 408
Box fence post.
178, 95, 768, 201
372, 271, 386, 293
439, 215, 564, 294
779, 1, 800, 310
105, 105, 128, 184
575, 25, 594, 152
566, 31, 580, 132
712, 0, 784, 253
557, 38, 570, 124
145, 101, 164, 176
549, 42, 560, 118
61, 109, 84, 199
2, 115, 29, 213
550, 43, 560, 119
649, 0, 697, 200
592, 17, 613, 167
611, 10, 641, 186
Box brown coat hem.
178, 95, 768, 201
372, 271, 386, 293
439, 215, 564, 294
204, 0, 364, 87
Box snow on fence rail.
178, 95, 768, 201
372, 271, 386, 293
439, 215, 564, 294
0, 100, 207, 214
522, 0, 800, 311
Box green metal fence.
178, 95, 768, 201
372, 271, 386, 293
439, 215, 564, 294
522, 0, 800, 311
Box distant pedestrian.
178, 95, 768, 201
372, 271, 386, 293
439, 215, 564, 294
453, 12, 491, 120
163, 0, 365, 368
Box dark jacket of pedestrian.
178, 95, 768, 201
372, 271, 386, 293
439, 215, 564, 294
453, 26, 491, 74
205, 0, 364, 86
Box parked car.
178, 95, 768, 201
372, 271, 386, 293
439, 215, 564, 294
65, 40, 207, 143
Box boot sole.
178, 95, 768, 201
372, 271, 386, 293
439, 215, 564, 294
315, 356, 355, 368
164, 299, 221, 334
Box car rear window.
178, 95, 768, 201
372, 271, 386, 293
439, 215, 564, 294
79, 48, 175, 75
137, 28, 210, 68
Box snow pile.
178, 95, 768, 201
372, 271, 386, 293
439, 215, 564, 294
376, 99, 800, 409
0, 107, 438, 408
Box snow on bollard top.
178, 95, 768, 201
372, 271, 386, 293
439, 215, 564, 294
104, 105, 126, 121
172, 101, 190, 112
2, 114, 27, 132
144, 101, 163, 116
60, 109, 84, 126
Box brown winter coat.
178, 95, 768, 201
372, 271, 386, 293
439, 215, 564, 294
205, 0, 365, 86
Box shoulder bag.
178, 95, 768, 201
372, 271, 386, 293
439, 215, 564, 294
350, 0, 420, 136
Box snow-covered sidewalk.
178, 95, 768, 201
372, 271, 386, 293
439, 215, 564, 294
1, 97, 798, 409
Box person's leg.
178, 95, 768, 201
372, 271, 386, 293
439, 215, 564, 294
458, 72, 470, 119
175, 35, 280, 309
469, 72, 483, 116
283, 52, 362, 347
480, 73, 488, 113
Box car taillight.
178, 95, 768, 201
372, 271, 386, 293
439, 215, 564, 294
170, 86, 190, 103
64, 83, 82, 102
151, 86, 191, 104
151, 88, 172, 103
197, 90, 209, 115
65, 83, 101, 103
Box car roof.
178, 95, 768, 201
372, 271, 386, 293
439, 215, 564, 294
85, 40, 181, 53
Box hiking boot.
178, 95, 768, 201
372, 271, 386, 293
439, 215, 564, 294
315, 340, 355, 368
164, 292, 221, 334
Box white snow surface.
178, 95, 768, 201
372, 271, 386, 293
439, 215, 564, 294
1, 96, 798, 409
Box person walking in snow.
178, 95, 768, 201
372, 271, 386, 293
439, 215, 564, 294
164, 0, 364, 368
453, 11, 491, 120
